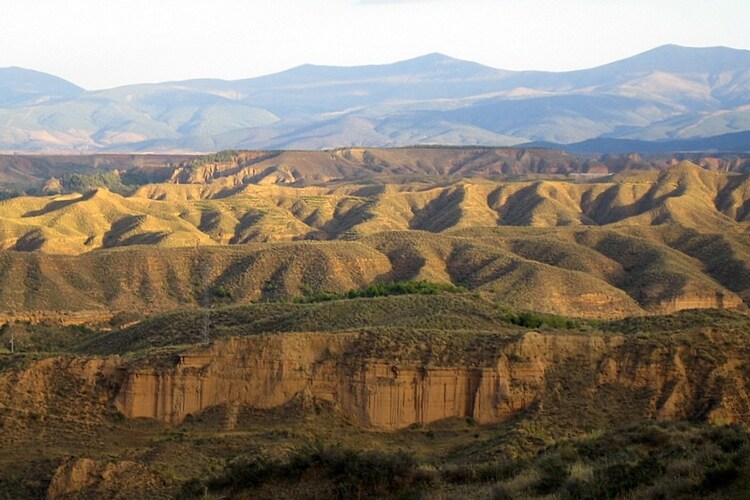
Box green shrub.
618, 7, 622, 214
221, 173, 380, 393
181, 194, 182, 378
208, 456, 278, 490
501, 309, 581, 329
490, 484, 514, 500
210, 285, 233, 299
709, 424, 748, 453
205, 444, 425, 498
534, 454, 571, 495
441, 465, 476, 484
179, 478, 207, 498
474, 459, 527, 483
295, 280, 467, 304
592, 456, 663, 498
632, 424, 671, 447
700, 460, 740, 492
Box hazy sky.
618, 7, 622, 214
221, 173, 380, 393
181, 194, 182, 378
1, 0, 748, 89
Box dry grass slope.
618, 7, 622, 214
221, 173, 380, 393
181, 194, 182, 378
0, 161, 749, 318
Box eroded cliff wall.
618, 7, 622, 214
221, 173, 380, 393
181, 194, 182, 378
2, 330, 746, 432
111, 331, 750, 429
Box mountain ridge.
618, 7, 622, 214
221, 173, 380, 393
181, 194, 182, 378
524, 130, 750, 153
3, 44, 750, 151
0, 66, 84, 108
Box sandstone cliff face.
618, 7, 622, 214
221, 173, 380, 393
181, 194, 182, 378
2, 331, 747, 433
114, 333, 354, 423
657, 291, 743, 313
112, 331, 750, 429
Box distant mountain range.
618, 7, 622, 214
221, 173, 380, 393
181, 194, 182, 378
527, 131, 750, 154
2, 45, 750, 152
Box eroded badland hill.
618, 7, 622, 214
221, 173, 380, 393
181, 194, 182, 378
3, 148, 750, 498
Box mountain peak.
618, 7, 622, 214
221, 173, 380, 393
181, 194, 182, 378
293, 52, 479, 73
603, 44, 750, 74
388, 52, 502, 79
0, 66, 83, 89
405, 52, 458, 63
395, 52, 484, 68
244, 51, 501, 87
0, 67, 83, 107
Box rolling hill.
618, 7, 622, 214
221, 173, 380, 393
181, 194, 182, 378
1, 159, 749, 319
2, 45, 750, 151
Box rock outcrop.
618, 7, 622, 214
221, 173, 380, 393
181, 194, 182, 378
658, 291, 743, 313
115, 333, 354, 424
3, 330, 748, 434
112, 331, 750, 429
47, 458, 169, 500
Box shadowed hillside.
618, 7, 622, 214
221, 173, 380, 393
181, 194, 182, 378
1, 166, 749, 318
1, 156, 750, 318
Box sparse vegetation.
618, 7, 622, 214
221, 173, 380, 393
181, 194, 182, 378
16, 293, 742, 360
3, 298, 750, 498
295, 280, 467, 303
75, 294, 585, 357
174, 421, 750, 499
191, 443, 426, 499
0, 321, 98, 354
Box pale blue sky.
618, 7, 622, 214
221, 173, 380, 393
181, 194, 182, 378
1, 0, 748, 89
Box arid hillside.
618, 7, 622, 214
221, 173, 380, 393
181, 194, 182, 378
0, 159, 749, 318
3, 148, 750, 195
154, 149, 750, 186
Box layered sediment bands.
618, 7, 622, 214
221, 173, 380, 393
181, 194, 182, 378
658, 291, 744, 313
114, 334, 355, 424
113, 332, 750, 429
